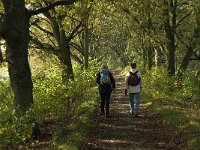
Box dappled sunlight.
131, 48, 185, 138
99, 139, 137, 144
84, 70, 187, 150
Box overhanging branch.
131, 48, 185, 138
67, 21, 83, 41
28, 0, 78, 17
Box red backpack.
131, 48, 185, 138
128, 71, 140, 86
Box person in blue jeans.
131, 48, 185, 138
124, 63, 142, 117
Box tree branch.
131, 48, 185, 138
122, 7, 147, 32
67, 21, 83, 41
30, 36, 58, 55
176, 10, 193, 29
28, 0, 78, 17
70, 52, 83, 64
32, 24, 54, 37
70, 42, 84, 55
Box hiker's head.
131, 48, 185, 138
131, 63, 136, 69
101, 63, 108, 70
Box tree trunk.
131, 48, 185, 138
59, 29, 74, 81
0, 47, 3, 64
178, 46, 194, 72
141, 37, 147, 68
195, 4, 200, 57
81, 0, 90, 69
0, 0, 33, 111
142, 47, 147, 68
147, 46, 153, 70
163, 0, 176, 75
155, 47, 162, 67
83, 19, 89, 69
47, 12, 74, 81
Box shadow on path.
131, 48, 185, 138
82, 70, 187, 150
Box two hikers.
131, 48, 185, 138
96, 62, 142, 117
96, 64, 115, 117
125, 63, 142, 117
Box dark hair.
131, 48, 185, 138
131, 63, 136, 69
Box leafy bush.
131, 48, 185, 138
0, 63, 99, 149
142, 67, 200, 149
0, 81, 35, 149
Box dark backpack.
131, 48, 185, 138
100, 69, 111, 85
128, 71, 140, 86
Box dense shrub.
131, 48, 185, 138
143, 67, 200, 103
142, 67, 200, 149
0, 63, 98, 149
0, 80, 35, 149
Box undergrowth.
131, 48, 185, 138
0, 62, 99, 150
142, 67, 200, 150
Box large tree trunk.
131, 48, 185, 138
163, 0, 177, 75
45, 12, 74, 81
1, 0, 33, 111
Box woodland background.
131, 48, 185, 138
0, 0, 199, 149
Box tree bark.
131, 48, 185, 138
0, 46, 3, 64
0, 0, 33, 110
142, 47, 147, 68
163, 0, 177, 75
81, 0, 90, 69
42, 10, 74, 81
178, 46, 194, 72
0, 0, 78, 110
147, 46, 153, 70
83, 20, 89, 69
59, 29, 74, 81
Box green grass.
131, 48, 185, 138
142, 92, 200, 150
141, 67, 200, 150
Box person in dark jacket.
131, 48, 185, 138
96, 64, 115, 117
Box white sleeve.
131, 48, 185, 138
125, 74, 129, 89
137, 71, 142, 78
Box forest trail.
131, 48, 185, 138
82, 70, 187, 150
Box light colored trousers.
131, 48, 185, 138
129, 93, 140, 115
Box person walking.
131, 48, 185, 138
96, 64, 115, 117
125, 62, 142, 117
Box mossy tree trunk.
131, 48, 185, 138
0, 0, 33, 111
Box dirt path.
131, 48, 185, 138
82, 70, 187, 150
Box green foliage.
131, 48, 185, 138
177, 72, 200, 103
0, 62, 98, 149
32, 62, 98, 149
142, 67, 200, 150
0, 81, 35, 149
144, 67, 174, 98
